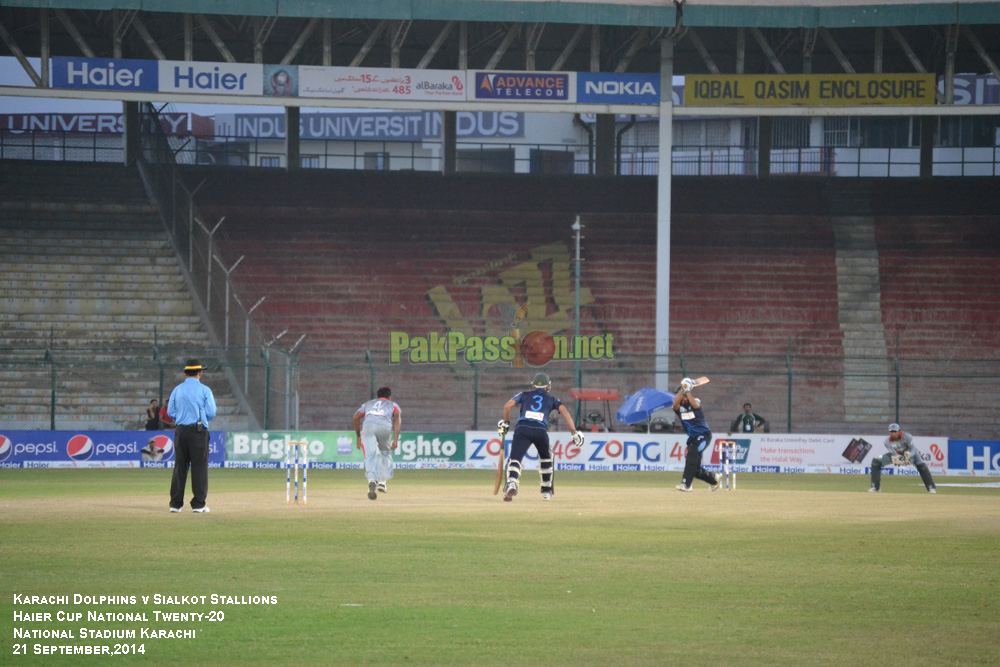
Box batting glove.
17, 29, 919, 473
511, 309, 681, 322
497, 419, 509, 438
681, 378, 695, 392
572, 431, 585, 447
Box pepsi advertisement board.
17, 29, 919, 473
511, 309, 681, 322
0, 431, 226, 468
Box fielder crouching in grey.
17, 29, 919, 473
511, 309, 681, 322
353, 387, 401, 500
869, 423, 936, 493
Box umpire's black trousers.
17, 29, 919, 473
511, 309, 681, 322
170, 424, 209, 510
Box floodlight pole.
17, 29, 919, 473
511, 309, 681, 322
655, 36, 674, 391
572, 215, 582, 422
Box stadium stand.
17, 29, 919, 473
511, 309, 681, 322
3, 161, 997, 437
189, 169, 850, 431
0, 160, 244, 429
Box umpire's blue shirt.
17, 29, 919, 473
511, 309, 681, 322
168, 378, 217, 427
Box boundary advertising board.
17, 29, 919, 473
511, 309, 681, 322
5, 430, 991, 476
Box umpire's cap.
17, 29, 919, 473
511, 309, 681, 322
184, 359, 205, 375
532, 372, 551, 388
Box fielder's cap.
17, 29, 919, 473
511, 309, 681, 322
532, 372, 551, 387
888, 423, 901, 432
184, 359, 205, 372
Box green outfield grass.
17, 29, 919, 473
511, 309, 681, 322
2, 470, 998, 666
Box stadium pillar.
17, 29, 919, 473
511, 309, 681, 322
757, 116, 772, 177
122, 101, 139, 167
919, 116, 934, 178
285, 106, 300, 171
442, 110, 457, 174
655, 37, 674, 391
595, 115, 616, 176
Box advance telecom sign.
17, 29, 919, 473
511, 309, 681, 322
50, 57, 663, 106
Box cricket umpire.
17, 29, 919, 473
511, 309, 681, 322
869, 423, 937, 494
168, 359, 217, 513
498, 373, 583, 502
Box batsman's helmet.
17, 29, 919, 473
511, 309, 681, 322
532, 373, 551, 389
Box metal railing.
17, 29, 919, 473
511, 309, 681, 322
134, 105, 302, 430
5, 128, 999, 176
2, 347, 997, 439
0, 344, 298, 431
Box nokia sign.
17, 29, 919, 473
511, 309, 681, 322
577, 73, 659, 104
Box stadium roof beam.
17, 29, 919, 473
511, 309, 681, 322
736, 27, 745, 73
873, 27, 883, 73
350, 20, 386, 67
684, 28, 720, 74
131, 13, 165, 61
322, 18, 331, 66
254, 16, 278, 64
962, 25, 1000, 84
196, 14, 236, 63
0, 18, 41, 86
818, 26, 855, 74
802, 28, 817, 74
112, 9, 136, 59
485, 22, 521, 70
390, 20, 412, 68
550, 24, 586, 72
39, 8, 48, 85
749, 26, 785, 74
281, 17, 318, 66
525, 22, 544, 70
945, 23, 958, 103
184, 14, 193, 61
416, 20, 455, 69
1, 4, 999, 79
53, 8, 95, 58
614, 27, 653, 73
888, 26, 943, 103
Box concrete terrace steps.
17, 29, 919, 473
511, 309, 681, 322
0, 247, 177, 262
0, 159, 249, 428
1, 277, 186, 292
0, 199, 156, 214
3, 312, 204, 325
0, 238, 172, 253
3, 297, 194, 316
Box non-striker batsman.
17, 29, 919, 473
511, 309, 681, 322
497, 373, 583, 502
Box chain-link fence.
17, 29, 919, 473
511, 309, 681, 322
0, 345, 296, 432
2, 348, 997, 438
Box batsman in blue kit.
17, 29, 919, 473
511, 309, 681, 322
498, 373, 584, 502
673, 377, 722, 492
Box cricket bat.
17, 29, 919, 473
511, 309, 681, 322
692, 376, 710, 387
493, 431, 507, 495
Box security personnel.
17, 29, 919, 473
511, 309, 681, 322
498, 373, 583, 502
168, 359, 217, 513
